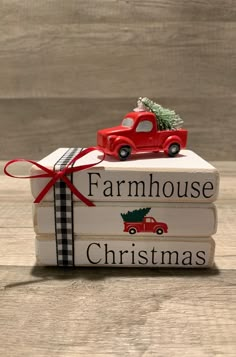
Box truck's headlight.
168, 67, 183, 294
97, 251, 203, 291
107, 136, 115, 148
108, 136, 114, 143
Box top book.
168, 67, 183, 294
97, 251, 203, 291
30, 148, 219, 203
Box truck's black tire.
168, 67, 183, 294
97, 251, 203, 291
118, 146, 131, 160
129, 228, 137, 235
168, 143, 180, 157
156, 228, 164, 235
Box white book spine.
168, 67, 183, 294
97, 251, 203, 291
35, 236, 215, 268
30, 148, 219, 203
34, 203, 217, 237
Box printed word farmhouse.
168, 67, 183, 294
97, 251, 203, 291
87, 172, 215, 199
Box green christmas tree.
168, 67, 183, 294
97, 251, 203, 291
140, 97, 184, 131
121, 208, 151, 222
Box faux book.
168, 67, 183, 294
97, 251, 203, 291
30, 148, 219, 203
34, 202, 217, 237
35, 236, 215, 267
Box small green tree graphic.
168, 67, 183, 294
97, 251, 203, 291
121, 208, 151, 222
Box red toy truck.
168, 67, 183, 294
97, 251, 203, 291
123, 216, 168, 235
97, 111, 187, 160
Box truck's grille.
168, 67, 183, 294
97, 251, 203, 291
97, 133, 106, 147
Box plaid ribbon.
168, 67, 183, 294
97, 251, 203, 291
4, 146, 105, 266
53, 148, 82, 266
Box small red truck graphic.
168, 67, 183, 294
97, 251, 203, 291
97, 110, 187, 160
123, 216, 168, 235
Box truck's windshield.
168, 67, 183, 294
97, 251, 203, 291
121, 117, 134, 128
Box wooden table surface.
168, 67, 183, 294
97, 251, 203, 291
0, 161, 235, 356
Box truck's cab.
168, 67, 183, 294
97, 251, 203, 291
97, 111, 187, 160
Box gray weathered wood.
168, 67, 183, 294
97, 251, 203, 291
0, 0, 235, 160
0, 1, 235, 98
1, 0, 236, 25
0, 266, 235, 357
0, 20, 234, 99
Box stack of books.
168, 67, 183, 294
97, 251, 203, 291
31, 148, 219, 267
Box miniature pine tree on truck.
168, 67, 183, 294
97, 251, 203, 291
140, 97, 184, 131
121, 208, 151, 222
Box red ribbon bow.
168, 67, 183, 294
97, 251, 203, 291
4, 147, 105, 206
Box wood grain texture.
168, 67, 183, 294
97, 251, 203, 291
0, 267, 235, 357
0, 0, 235, 160
1, 0, 236, 25
0, 97, 236, 160
0, 0, 235, 99
0, 20, 235, 99
0, 161, 236, 355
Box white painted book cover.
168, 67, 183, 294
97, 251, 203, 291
34, 203, 217, 237
30, 148, 219, 203
35, 236, 215, 268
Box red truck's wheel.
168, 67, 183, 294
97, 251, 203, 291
156, 228, 164, 235
118, 146, 131, 160
167, 143, 180, 157
129, 227, 137, 235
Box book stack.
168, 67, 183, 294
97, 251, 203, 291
31, 148, 219, 267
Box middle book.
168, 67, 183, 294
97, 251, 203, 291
34, 202, 217, 237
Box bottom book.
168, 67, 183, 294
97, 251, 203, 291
35, 236, 215, 268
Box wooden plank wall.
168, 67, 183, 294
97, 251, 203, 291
0, 0, 235, 160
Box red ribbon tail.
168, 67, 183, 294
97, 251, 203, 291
4, 146, 106, 205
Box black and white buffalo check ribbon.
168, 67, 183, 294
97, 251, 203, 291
53, 148, 82, 266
